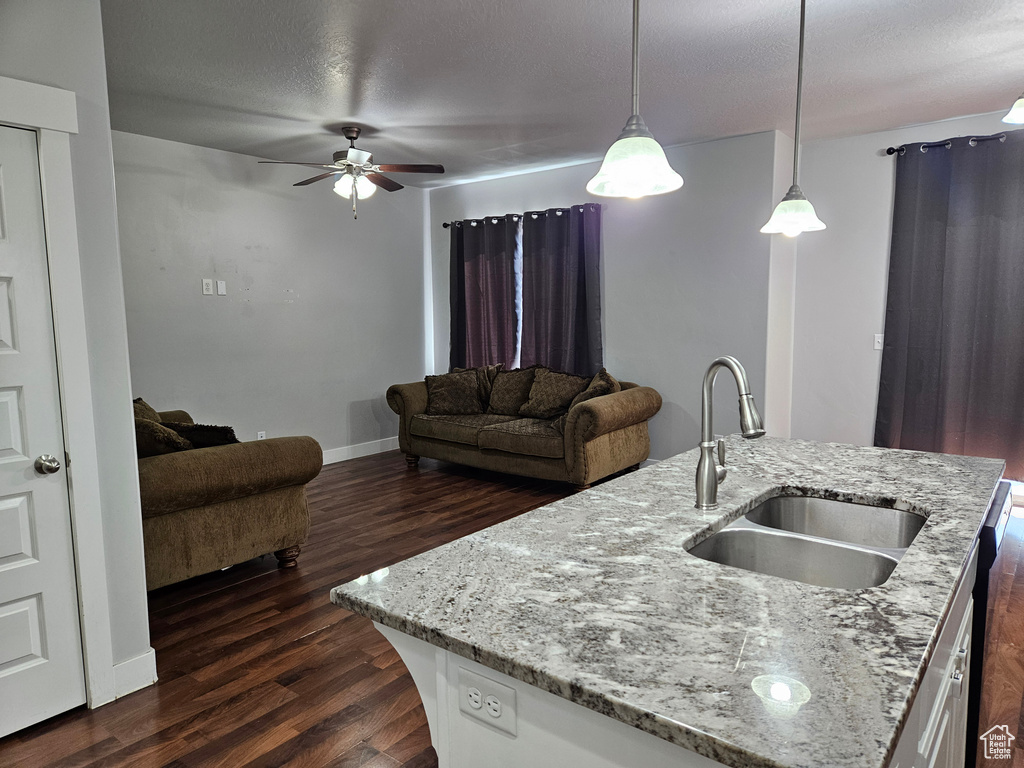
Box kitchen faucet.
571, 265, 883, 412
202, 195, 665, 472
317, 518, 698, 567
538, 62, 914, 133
696, 356, 766, 509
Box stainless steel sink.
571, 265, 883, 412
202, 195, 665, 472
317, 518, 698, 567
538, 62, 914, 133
686, 494, 925, 590
688, 525, 899, 590
745, 496, 926, 549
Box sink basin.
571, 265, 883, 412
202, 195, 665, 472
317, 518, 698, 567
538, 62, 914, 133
745, 496, 925, 549
688, 526, 899, 590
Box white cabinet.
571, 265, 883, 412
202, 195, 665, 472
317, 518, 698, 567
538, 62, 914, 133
891, 546, 976, 768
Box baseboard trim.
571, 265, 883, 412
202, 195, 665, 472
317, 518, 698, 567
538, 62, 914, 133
323, 436, 400, 466
112, 647, 158, 699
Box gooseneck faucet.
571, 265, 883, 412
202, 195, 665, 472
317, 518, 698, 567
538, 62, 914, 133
695, 356, 766, 510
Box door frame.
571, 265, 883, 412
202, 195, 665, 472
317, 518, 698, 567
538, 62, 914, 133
0, 74, 119, 706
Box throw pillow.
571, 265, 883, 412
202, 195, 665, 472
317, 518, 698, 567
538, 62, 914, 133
519, 368, 590, 419
453, 363, 504, 408
570, 368, 621, 410
133, 397, 160, 422
162, 422, 240, 449
135, 418, 193, 458
425, 370, 484, 415
487, 367, 543, 416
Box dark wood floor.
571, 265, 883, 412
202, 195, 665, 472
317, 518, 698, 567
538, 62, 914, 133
2, 455, 1022, 767
0, 452, 571, 768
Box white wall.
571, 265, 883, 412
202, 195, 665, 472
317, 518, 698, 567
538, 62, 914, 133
791, 111, 1017, 445
113, 132, 427, 457
428, 132, 780, 459
0, 0, 151, 667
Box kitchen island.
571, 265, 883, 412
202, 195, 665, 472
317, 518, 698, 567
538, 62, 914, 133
331, 437, 1004, 768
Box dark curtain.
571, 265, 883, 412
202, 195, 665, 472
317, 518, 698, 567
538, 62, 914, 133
449, 215, 520, 370
875, 130, 1024, 479
520, 204, 603, 376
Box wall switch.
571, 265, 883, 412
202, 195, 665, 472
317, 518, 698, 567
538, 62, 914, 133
202, 278, 214, 295
874, 334, 884, 350
216, 280, 227, 296
458, 666, 516, 736
257, 431, 266, 440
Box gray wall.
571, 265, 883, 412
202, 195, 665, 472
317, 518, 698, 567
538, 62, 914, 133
791, 111, 1016, 445
0, 0, 150, 665
113, 132, 427, 454
428, 131, 779, 459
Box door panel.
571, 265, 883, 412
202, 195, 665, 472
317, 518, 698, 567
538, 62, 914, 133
0, 124, 86, 736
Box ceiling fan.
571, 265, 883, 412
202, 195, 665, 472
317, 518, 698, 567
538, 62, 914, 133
258, 126, 444, 218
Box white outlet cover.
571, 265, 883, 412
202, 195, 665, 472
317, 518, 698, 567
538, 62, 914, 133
202, 278, 213, 295
458, 666, 517, 736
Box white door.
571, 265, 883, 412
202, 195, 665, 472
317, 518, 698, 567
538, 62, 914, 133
0, 125, 86, 736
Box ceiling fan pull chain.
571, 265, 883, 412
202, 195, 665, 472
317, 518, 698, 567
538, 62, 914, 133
352, 186, 358, 219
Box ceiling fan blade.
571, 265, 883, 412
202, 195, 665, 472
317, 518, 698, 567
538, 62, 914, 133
258, 161, 339, 169
366, 173, 404, 192
375, 164, 445, 174
294, 171, 342, 186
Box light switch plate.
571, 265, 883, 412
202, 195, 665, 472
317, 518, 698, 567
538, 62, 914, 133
202, 278, 213, 295
874, 334, 884, 350
457, 666, 517, 736
216, 280, 227, 296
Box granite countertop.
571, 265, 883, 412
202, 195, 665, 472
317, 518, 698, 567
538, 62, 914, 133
330, 436, 1004, 768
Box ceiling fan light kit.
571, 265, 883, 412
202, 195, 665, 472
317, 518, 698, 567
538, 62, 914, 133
1003, 92, 1024, 124
258, 125, 443, 219
587, 0, 682, 199
761, 0, 826, 237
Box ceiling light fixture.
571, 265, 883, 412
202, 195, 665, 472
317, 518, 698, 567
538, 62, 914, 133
761, 0, 826, 238
1002, 91, 1024, 124
586, 0, 682, 199
333, 173, 377, 200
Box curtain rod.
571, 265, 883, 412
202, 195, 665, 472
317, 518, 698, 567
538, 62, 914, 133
886, 133, 1006, 156
441, 203, 600, 228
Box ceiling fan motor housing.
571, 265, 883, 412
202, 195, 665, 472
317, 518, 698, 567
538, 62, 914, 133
334, 147, 372, 166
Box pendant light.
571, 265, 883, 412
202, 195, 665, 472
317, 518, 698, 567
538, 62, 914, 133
586, 0, 682, 199
761, 0, 825, 237
1002, 91, 1024, 124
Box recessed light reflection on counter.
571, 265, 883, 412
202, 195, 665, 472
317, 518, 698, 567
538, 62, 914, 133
354, 568, 390, 586
751, 674, 811, 718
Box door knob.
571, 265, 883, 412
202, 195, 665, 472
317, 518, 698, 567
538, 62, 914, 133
34, 454, 61, 475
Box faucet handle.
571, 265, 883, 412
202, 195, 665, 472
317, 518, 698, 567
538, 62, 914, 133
716, 436, 726, 466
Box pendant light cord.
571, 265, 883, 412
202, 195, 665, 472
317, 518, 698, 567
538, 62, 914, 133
792, 0, 806, 186
631, 0, 640, 116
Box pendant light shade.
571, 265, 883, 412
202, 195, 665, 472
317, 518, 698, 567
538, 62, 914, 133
762, 0, 825, 237
1003, 92, 1024, 124
586, 0, 682, 199
333, 173, 376, 199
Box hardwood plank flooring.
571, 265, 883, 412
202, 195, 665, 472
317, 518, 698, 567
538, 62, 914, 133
0, 452, 571, 767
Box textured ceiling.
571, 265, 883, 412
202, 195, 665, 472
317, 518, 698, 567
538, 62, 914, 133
100, 0, 1024, 187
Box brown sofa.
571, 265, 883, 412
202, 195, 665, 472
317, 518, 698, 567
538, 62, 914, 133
138, 408, 323, 590
386, 378, 661, 488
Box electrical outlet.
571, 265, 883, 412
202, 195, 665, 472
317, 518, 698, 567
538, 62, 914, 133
202, 278, 214, 295
874, 334, 884, 350
458, 667, 516, 736
257, 431, 266, 440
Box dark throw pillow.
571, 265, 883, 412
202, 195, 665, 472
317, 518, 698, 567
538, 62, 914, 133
425, 370, 484, 415
135, 418, 193, 458
487, 367, 543, 416
452, 363, 504, 408
570, 368, 621, 410
519, 368, 590, 419
162, 422, 240, 449
133, 397, 160, 422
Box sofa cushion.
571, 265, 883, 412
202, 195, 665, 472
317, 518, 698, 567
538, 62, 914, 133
487, 367, 542, 416
519, 368, 590, 419
410, 413, 518, 446
163, 422, 240, 449
453, 364, 503, 408
478, 418, 564, 459
425, 370, 483, 415
135, 418, 193, 458
570, 368, 622, 409
133, 397, 161, 422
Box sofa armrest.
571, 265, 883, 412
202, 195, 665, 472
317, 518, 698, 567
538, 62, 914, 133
139, 436, 323, 516
387, 381, 428, 453
157, 410, 194, 424
564, 386, 663, 445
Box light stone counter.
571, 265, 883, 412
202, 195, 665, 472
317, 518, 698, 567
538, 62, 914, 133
330, 437, 1004, 768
